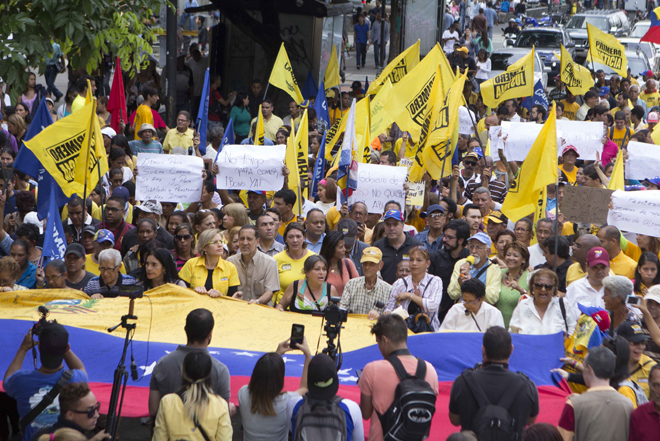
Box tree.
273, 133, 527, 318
0, 0, 166, 102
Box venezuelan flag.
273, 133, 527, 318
641, 7, 660, 44
0, 286, 570, 439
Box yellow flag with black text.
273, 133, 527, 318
24, 100, 108, 197
367, 40, 420, 95
501, 105, 558, 221
255, 105, 265, 145
587, 23, 627, 77
559, 45, 592, 96
607, 150, 625, 191
480, 48, 535, 109
324, 45, 341, 90
269, 43, 303, 104
295, 109, 310, 201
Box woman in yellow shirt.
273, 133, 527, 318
395, 132, 416, 160
273, 223, 316, 304
179, 229, 240, 297
633, 252, 660, 297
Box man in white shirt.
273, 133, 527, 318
566, 247, 610, 311
441, 278, 504, 331
528, 218, 553, 268
442, 21, 460, 54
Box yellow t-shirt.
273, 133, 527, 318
326, 205, 342, 231
133, 104, 155, 140
162, 127, 195, 153
394, 138, 416, 160
85, 254, 126, 276
278, 214, 301, 237
630, 354, 657, 398
179, 256, 240, 294
561, 101, 581, 121
642, 91, 660, 109
559, 164, 578, 186
71, 95, 86, 113
273, 249, 317, 304
610, 126, 631, 150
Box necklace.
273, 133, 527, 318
503, 269, 522, 286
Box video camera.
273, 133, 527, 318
313, 297, 348, 368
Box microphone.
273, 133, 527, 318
130, 355, 138, 381
374, 301, 385, 309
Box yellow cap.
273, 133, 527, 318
361, 247, 383, 264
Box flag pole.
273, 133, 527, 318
263, 83, 270, 101
81, 99, 97, 220
97, 162, 105, 223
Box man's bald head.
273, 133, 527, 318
484, 116, 499, 130
574, 233, 603, 265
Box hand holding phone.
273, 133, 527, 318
625, 295, 641, 306
291, 324, 305, 349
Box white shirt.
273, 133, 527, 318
286, 395, 364, 440
439, 302, 504, 332
476, 59, 491, 80
566, 276, 605, 311
442, 30, 459, 53
302, 199, 317, 218
528, 243, 546, 268
315, 200, 335, 214
509, 296, 579, 336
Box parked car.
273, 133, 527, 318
565, 10, 630, 59
489, 48, 549, 88
630, 20, 652, 39
585, 49, 651, 81
618, 38, 660, 71
514, 28, 575, 73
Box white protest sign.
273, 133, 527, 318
216, 144, 286, 191
350, 163, 407, 214
406, 182, 425, 207
625, 141, 660, 180
556, 120, 604, 160
459, 107, 476, 135
489, 125, 504, 154
608, 190, 660, 237
136, 153, 204, 203
498, 122, 543, 161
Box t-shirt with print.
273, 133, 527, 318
4, 368, 88, 441
359, 356, 439, 441
610, 126, 631, 150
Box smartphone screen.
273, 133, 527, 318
625, 295, 641, 306
291, 324, 304, 348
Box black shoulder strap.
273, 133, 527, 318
177, 390, 212, 441
497, 374, 528, 410
559, 297, 569, 333
630, 359, 654, 377
609, 126, 614, 140
20, 370, 73, 433
402, 277, 408, 291
474, 261, 491, 280
386, 355, 414, 382
461, 371, 491, 409
414, 358, 427, 380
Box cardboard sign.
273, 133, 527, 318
350, 163, 407, 214
406, 182, 425, 206
608, 189, 660, 237
216, 145, 286, 191
625, 141, 660, 180
562, 186, 614, 225
136, 153, 204, 203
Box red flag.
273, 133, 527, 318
107, 57, 126, 133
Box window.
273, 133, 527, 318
566, 15, 610, 30
516, 32, 563, 48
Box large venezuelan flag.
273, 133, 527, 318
0, 286, 569, 439
641, 7, 660, 44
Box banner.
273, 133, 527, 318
406, 181, 425, 206
480, 48, 535, 109
310, 133, 327, 199
295, 109, 310, 200
559, 45, 592, 96
587, 23, 627, 77
625, 141, 660, 179
563, 186, 613, 225
608, 190, 660, 236
367, 40, 421, 95
350, 163, 407, 213
136, 153, 204, 202
324, 44, 341, 90
216, 145, 286, 191
268, 43, 303, 103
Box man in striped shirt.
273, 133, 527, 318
128, 123, 164, 155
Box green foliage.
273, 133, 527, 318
0, 0, 172, 102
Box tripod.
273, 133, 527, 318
321, 321, 343, 370
106, 299, 137, 441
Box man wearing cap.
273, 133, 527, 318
459, 152, 480, 187
95, 195, 135, 253
566, 234, 609, 286
599, 85, 613, 107
455, 46, 477, 78
337, 218, 369, 276
576, 90, 598, 121
486, 211, 508, 253
340, 247, 391, 316
66, 197, 99, 244
120, 201, 174, 256
128, 123, 164, 155
374, 209, 422, 285
648, 111, 659, 133
566, 247, 610, 310
597, 225, 637, 280
246, 190, 267, 222
3, 322, 88, 441
416, 204, 447, 252
629, 364, 660, 441
63, 243, 95, 290
85, 229, 126, 276
448, 232, 501, 304
288, 354, 364, 439
162, 110, 195, 155
560, 145, 580, 186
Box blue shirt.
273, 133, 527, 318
128, 139, 164, 155
17, 262, 37, 289
469, 261, 491, 286
4, 368, 88, 441
354, 23, 370, 44
500, 1, 510, 12
45, 43, 63, 66
444, 12, 455, 31
305, 233, 326, 254
484, 8, 498, 27
240, 137, 275, 146
414, 230, 443, 253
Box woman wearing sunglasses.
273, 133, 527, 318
509, 268, 578, 335
172, 223, 195, 271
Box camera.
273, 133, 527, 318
31, 306, 51, 337
313, 297, 348, 368
118, 284, 144, 299
324, 297, 348, 325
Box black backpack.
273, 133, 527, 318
377, 351, 437, 441
293, 395, 348, 441
461, 370, 527, 441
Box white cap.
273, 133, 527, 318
23, 211, 44, 235
101, 127, 117, 138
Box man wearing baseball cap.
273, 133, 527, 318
340, 247, 391, 317
576, 90, 598, 121
246, 190, 267, 221
374, 209, 422, 285
647, 111, 659, 132
559, 145, 579, 186
120, 200, 174, 256
566, 247, 610, 310
416, 205, 446, 252
86, 229, 127, 276
3, 322, 88, 441
63, 243, 95, 290
617, 321, 657, 399
485, 211, 507, 253
448, 232, 501, 304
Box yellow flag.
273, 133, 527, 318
324, 45, 341, 90
587, 23, 627, 77
324, 112, 348, 161
285, 123, 302, 216
369, 80, 394, 140
25, 100, 108, 197
295, 109, 310, 201
560, 45, 592, 96
652, 124, 660, 145
255, 105, 265, 145
501, 105, 558, 221
85, 79, 93, 105
531, 187, 547, 246
358, 96, 371, 163
268, 43, 303, 104
607, 150, 625, 191
367, 40, 421, 95
480, 48, 535, 109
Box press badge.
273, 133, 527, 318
282, 264, 292, 271
220, 278, 228, 281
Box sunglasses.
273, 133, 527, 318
71, 402, 101, 419
175, 234, 193, 241
533, 283, 555, 291
464, 161, 477, 166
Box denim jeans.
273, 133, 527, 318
45, 65, 62, 99
373, 42, 381, 67
356, 42, 367, 67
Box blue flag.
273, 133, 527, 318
214, 118, 235, 163
314, 81, 331, 126
521, 80, 550, 111
363, 76, 369, 95
301, 70, 318, 101
310, 133, 327, 199
195, 68, 210, 155
41, 189, 68, 266
14, 98, 70, 220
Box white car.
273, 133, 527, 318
489, 48, 549, 88
617, 37, 660, 71
585, 49, 652, 81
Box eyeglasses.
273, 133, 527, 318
175, 234, 193, 241
106, 207, 120, 213
462, 298, 480, 305
46, 273, 65, 283
514, 228, 530, 233
207, 240, 223, 245
428, 213, 444, 219
71, 402, 101, 419
99, 265, 120, 273
533, 283, 555, 291
464, 161, 477, 166
176, 118, 189, 123
444, 234, 456, 241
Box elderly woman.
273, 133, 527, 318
384, 246, 443, 331
83, 249, 138, 299
0, 256, 28, 292
276, 255, 339, 313
495, 242, 530, 328
603, 275, 639, 332
509, 269, 579, 335
193, 210, 217, 235
179, 228, 240, 298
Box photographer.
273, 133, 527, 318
3, 322, 87, 441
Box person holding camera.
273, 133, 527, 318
275, 255, 339, 313
82, 249, 137, 299
3, 322, 87, 441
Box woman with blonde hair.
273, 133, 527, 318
222, 203, 250, 231
7, 114, 27, 146
153, 351, 232, 441
37, 428, 87, 441
226, 226, 241, 256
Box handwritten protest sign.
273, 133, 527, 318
625, 141, 660, 180
563, 186, 613, 225
459, 107, 476, 135
608, 190, 660, 237
136, 154, 204, 203
406, 182, 425, 206
350, 163, 407, 213
216, 145, 286, 191
556, 121, 604, 160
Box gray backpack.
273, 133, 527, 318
293, 395, 348, 441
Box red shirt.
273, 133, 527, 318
629, 402, 660, 441
96, 220, 134, 252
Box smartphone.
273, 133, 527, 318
356, 369, 363, 382
625, 295, 642, 306
291, 324, 305, 348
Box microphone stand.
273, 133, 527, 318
106, 298, 137, 441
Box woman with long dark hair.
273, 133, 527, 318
238, 338, 311, 441
153, 351, 232, 441
634, 252, 660, 296
57, 85, 79, 119
140, 248, 186, 290
111, 134, 135, 171
319, 231, 358, 297
172, 223, 195, 271
276, 255, 338, 313
229, 92, 251, 143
